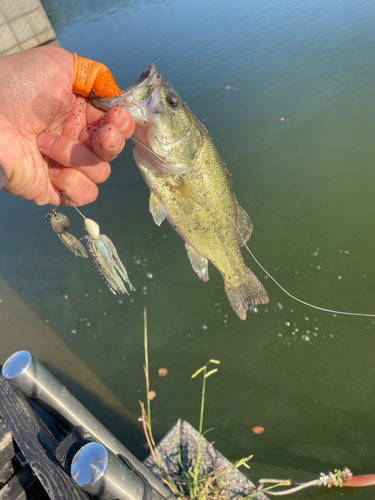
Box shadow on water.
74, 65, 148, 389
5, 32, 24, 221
40, 362, 149, 460
42, 0, 174, 35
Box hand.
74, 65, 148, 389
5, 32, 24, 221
0, 46, 134, 206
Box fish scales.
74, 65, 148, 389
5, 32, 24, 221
93, 64, 269, 319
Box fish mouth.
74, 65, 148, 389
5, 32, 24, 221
124, 64, 158, 92
92, 64, 159, 112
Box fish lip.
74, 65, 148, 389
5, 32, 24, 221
124, 63, 158, 92
91, 63, 160, 114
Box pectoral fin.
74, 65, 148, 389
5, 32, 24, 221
168, 178, 209, 211
186, 244, 209, 281
149, 192, 167, 226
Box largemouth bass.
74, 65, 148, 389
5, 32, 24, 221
93, 64, 268, 319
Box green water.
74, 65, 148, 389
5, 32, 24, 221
1, 0, 375, 496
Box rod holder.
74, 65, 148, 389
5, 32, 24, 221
71, 441, 145, 500
2, 351, 173, 500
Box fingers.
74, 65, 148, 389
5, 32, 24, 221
49, 166, 99, 206
79, 122, 125, 162
37, 132, 111, 184
82, 105, 135, 161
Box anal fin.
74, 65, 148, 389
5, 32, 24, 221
186, 244, 209, 281
149, 192, 167, 226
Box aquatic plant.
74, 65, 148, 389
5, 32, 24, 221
140, 307, 254, 500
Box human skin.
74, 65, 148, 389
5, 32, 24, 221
0, 45, 135, 206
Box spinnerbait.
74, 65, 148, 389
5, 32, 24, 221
45, 207, 88, 258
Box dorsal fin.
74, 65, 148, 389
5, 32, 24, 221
236, 203, 253, 246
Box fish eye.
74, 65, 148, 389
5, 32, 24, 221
167, 93, 180, 108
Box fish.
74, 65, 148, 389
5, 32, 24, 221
93, 64, 268, 319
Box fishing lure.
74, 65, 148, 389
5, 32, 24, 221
81, 215, 135, 295
45, 208, 88, 258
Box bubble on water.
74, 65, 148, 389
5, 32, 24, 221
291, 331, 296, 335
103, 311, 107, 316
0, 299, 2, 303
223, 319, 228, 324
142, 286, 147, 290
329, 334, 334, 338
45, 319, 49, 323
305, 330, 310, 334
294, 328, 299, 333
278, 333, 282, 337
224, 314, 228, 318
344, 250, 349, 254
264, 308, 268, 313
313, 332, 318, 337
98, 289, 102, 293
312, 251, 319, 257
79, 318, 83, 322
214, 303, 221, 307
314, 327, 319, 331
316, 266, 321, 270
363, 274, 367, 278
250, 306, 258, 313
201, 325, 208, 330
187, 334, 191, 338
122, 356, 125, 360
333, 314, 337, 318
86, 323, 91, 327
135, 259, 141, 264
93, 334, 97, 338
85, 293, 89, 298
84, 317, 88, 321
302, 334, 310, 342
284, 321, 290, 326
339, 249, 343, 253
276, 302, 283, 310
71, 329, 76, 334
64, 294, 68, 299
304, 317, 309, 321
146, 273, 153, 279
143, 291, 148, 295
118, 299, 123, 304
337, 276, 342, 280
295, 270, 299, 274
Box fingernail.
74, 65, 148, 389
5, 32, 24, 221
37, 132, 56, 150
0, 165, 8, 189
49, 167, 62, 178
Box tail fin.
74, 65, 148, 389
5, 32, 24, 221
225, 270, 269, 320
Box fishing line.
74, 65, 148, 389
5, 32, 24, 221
131, 137, 375, 318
